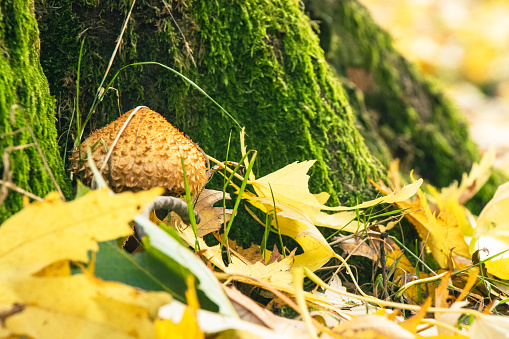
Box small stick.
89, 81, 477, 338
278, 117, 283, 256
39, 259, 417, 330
25, 124, 65, 201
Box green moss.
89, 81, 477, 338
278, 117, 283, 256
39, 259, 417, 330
35, 0, 385, 196
0, 0, 71, 223
35, 0, 388, 244
305, 0, 507, 197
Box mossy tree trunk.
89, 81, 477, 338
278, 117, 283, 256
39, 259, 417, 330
0, 0, 71, 223
35, 0, 385, 204
304, 0, 507, 209
1, 0, 502, 226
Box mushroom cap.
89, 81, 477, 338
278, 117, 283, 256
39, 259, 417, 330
70, 107, 208, 194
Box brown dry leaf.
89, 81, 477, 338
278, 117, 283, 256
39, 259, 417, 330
170, 189, 233, 238
224, 285, 308, 336
335, 236, 379, 262
266, 245, 283, 265
220, 238, 263, 265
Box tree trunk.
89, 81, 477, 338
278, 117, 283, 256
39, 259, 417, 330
304, 0, 506, 210
1, 0, 500, 225
0, 0, 71, 223
35, 0, 386, 206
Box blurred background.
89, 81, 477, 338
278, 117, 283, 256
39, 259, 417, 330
360, 0, 509, 174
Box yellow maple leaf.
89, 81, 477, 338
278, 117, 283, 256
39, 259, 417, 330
242, 161, 422, 270
398, 188, 470, 268
0, 188, 162, 278
0, 188, 174, 339
430, 146, 495, 236
249, 161, 422, 232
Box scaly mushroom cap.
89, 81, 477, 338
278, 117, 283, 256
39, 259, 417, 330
70, 107, 208, 194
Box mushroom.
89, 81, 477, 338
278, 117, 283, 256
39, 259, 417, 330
70, 107, 208, 195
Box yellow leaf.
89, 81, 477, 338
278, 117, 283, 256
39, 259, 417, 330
0, 188, 172, 339
470, 181, 509, 278
245, 161, 421, 269
250, 161, 422, 231
399, 191, 470, 268
484, 258, 509, 280
155, 313, 204, 339
430, 146, 495, 236
155, 275, 204, 339
224, 250, 296, 286
244, 198, 336, 271
0, 188, 163, 278
33, 260, 71, 277
0, 275, 171, 339
473, 181, 509, 241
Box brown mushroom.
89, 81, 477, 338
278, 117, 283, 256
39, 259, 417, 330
70, 107, 208, 195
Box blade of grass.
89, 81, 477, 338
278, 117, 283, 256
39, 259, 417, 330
75, 38, 85, 161
261, 213, 273, 263
75, 0, 137, 145
181, 156, 199, 251
222, 131, 233, 258
268, 183, 285, 258
220, 150, 257, 262
79, 61, 241, 143
389, 235, 437, 275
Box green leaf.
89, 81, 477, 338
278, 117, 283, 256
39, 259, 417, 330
134, 215, 237, 317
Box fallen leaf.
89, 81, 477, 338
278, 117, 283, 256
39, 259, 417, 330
469, 314, 509, 339
155, 275, 204, 339
247, 198, 336, 271
470, 181, 509, 278
400, 298, 432, 334
430, 146, 495, 236
249, 161, 422, 231
398, 188, 470, 268
0, 188, 162, 278
197, 189, 234, 237
224, 285, 309, 336
333, 314, 414, 339
311, 273, 367, 310
267, 245, 283, 265
334, 236, 379, 262
0, 188, 173, 339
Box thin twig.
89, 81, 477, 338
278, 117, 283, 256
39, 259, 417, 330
1, 144, 42, 205
78, 0, 137, 142
25, 123, 65, 201
207, 154, 248, 182
0, 180, 43, 202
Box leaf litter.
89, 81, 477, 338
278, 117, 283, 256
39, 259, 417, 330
3, 142, 509, 338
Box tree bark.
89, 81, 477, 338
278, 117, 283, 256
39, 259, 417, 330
1, 0, 502, 224
35, 0, 385, 206
0, 0, 71, 223
304, 0, 506, 210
